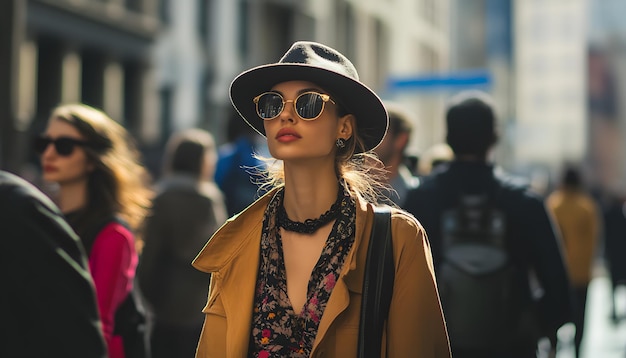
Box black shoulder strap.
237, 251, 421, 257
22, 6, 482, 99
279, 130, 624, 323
358, 206, 394, 358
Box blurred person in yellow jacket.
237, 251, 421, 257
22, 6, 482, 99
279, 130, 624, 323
546, 165, 600, 358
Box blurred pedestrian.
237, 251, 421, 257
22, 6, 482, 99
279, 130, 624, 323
417, 142, 453, 177
546, 165, 600, 358
34, 103, 152, 358
1, 170, 107, 358
373, 101, 420, 207
215, 107, 267, 217
137, 128, 228, 358
404, 90, 572, 358
602, 194, 626, 323
192, 41, 451, 357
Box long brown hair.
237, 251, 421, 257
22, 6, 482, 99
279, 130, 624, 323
49, 104, 152, 239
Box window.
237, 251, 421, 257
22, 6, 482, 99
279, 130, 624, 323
159, 0, 170, 25
198, 0, 211, 42
125, 0, 142, 12
374, 19, 390, 90
421, 0, 438, 28
159, 86, 173, 145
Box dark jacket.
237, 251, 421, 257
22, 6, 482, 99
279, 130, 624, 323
0, 171, 107, 358
137, 175, 228, 326
603, 197, 626, 283
404, 161, 573, 345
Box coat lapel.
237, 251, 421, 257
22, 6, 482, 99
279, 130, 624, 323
311, 197, 372, 353
193, 190, 275, 357
221, 229, 261, 357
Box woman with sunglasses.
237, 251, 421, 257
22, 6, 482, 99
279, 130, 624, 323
192, 41, 450, 357
35, 103, 152, 358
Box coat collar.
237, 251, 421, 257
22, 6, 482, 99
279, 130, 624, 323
192, 188, 275, 273
192, 187, 376, 355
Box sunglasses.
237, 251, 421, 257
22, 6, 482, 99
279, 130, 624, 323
34, 136, 90, 157
253, 91, 336, 121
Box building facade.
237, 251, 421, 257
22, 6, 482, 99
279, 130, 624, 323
0, 0, 160, 173
585, 0, 626, 195
514, 0, 588, 186
155, 0, 451, 164
1, 0, 452, 175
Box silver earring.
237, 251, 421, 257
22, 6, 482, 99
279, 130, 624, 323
336, 138, 346, 149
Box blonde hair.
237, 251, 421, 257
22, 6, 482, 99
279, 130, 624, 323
49, 104, 152, 235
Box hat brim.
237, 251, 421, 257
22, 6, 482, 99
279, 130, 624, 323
229, 63, 388, 152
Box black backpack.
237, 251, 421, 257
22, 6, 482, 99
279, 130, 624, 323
438, 185, 520, 350
84, 217, 149, 358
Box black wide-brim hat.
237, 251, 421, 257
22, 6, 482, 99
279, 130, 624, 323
230, 41, 388, 152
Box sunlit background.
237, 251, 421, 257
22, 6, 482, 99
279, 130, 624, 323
2, 1, 626, 356
2, 0, 626, 198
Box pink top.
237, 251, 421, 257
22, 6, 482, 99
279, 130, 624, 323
89, 221, 138, 358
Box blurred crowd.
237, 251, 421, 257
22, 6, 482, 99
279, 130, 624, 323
3, 63, 626, 358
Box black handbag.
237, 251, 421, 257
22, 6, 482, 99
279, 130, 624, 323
358, 206, 394, 358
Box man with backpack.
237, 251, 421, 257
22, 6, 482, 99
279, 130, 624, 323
404, 91, 573, 357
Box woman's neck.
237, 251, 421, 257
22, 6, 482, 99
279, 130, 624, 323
282, 162, 339, 222
57, 180, 89, 214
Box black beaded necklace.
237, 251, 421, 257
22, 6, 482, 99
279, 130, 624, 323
277, 188, 343, 234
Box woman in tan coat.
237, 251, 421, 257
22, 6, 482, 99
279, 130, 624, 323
193, 41, 450, 357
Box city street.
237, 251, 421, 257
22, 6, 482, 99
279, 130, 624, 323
543, 263, 626, 358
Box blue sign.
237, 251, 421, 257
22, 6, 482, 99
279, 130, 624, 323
386, 69, 492, 93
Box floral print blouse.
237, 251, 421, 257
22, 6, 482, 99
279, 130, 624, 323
248, 186, 356, 357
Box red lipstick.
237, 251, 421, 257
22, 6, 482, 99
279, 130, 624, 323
276, 128, 301, 143
43, 165, 57, 173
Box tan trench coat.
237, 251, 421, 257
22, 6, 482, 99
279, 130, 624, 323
192, 189, 451, 357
